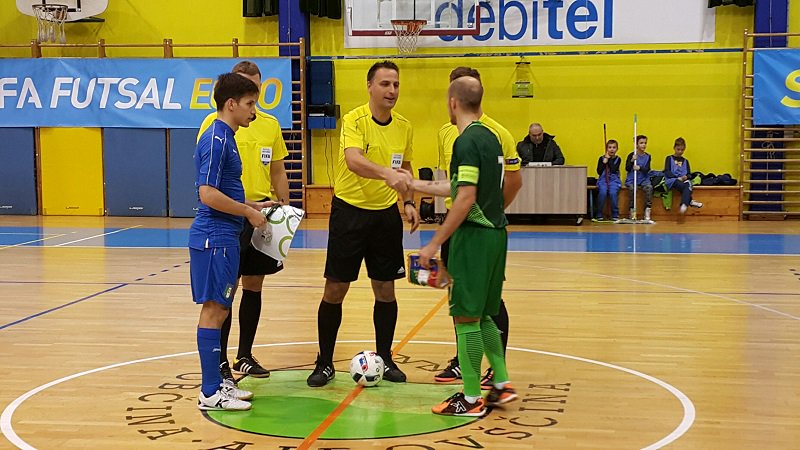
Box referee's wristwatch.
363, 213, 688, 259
403, 200, 416, 208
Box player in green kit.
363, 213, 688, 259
433, 67, 521, 388
410, 76, 518, 416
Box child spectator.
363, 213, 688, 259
665, 137, 703, 214
625, 135, 653, 220
594, 140, 622, 221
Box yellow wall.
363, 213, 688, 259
0, 2, 762, 189
0, 0, 280, 57
40, 128, 105, 215
309, 7, 754, 185
0, 1, 282, 216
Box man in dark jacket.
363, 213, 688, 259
516, 123, 565, 166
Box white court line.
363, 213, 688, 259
0, 234, 67, 251
53, 225, 142, 247
0, 340, 693, 450
510, 262, 800, 321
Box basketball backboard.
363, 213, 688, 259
348, 0, 481, 36
16, 0, 108, 22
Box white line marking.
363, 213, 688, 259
53, 225, 142, 247
0, 234, 67, 251
0, 340, 693, 450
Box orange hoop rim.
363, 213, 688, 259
390, 19, 427, 33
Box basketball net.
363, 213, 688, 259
32, 4, 68, 44
391, 19, 426, 54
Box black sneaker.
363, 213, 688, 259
219, 361, 236, 385
432, 392, 487, 417
382, 357, 407, 383
307, 356, 335, 387
434, 356, 461, 382
232, 355, 270, 378
480, 367, 494, 390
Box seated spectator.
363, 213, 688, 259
665, 137, 703, 214
594, 140, 622, 221
625, 135, 653, 221
516, 123, 565, 166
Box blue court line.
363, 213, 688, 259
0, 284, 128, 331
3, 227, 800, 255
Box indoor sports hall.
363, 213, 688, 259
1, 1, 799, 449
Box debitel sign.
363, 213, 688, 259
345, 0, 716, 49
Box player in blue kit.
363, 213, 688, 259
190, 73, 274, 411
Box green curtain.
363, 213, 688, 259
708, 0, 755, 7
300, 0, 343, 19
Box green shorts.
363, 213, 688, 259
446, 225, 507, 318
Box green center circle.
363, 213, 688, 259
206, 370, 477, 439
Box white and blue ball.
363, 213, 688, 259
349, 350, 384, 387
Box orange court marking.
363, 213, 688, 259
297, 292, 450, 450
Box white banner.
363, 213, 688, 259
345, 0, 716, 49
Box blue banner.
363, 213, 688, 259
753, 49, 800, 126
0, 58, 293, 129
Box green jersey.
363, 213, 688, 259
450, 121, 508, 229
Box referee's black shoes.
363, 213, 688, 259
307, 356, 335, 387
382, 357, 407, 383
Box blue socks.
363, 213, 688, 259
197, 327, 222, 397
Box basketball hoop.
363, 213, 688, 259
32, 3, 68, 44
391, 19, 426, 54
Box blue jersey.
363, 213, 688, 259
189, 120, 245, 249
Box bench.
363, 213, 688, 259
588, 185, 741, 221
306, 185, 743, 221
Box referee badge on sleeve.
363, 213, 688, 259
261, 147, 273, 165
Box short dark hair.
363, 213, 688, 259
636, 135, 648, 142
606, 139, 618, 149
231, 60, 261, 77
367, 60, 399, 82
674, 137, 686, 148
449, 66, 481, 82
449, 76, 483, 113
213, 72, 259, 112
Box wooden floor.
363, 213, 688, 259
1, 216, 799, 449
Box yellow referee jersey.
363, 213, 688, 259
437, 114, 520, 209
437, 113, 521, 173
198, 110, 288, 202
335, 103, 414, 210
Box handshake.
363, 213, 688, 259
384, 167, 421, 232
384, 167, 416, 195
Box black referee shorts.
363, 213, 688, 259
324, 196, 405, 283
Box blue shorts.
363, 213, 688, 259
190, 246, 240, 308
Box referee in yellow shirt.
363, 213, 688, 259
307, 60, 420, 387
197, 61, 290, 384
432, 67, 522, 389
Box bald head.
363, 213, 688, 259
448, 76, 483, 113
528, 123, 544, 144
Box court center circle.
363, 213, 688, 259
1, 340, 695, 449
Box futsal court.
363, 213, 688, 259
1, 216, 799, 449
2, 0, 800, 449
